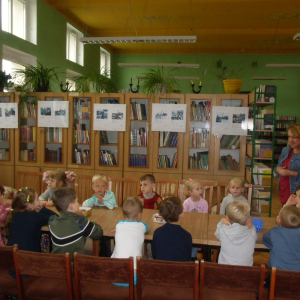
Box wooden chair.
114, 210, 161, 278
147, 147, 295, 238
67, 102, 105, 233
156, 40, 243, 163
16, 171, 44, 195
200, 260, 265, 300
137, 256, 199, 300
78, 175, 93, 204
13, 248, 73, 300
154, 179, 179, 200
74, 253, 134, 300
269, 267, 300, 300
108, 177, 140, 206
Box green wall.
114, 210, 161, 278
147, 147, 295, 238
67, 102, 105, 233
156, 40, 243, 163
112, 53, 300, 121
0, 0, 100, 91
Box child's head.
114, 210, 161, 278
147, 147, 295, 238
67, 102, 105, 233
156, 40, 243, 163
186, 179, 203, 199
49, 170, 68, 190
159, 197, 183, 223
140, 174, 156, 196
123, 197, 144, 221
52, 188, 79, 213
12, 187, 39, 212
91, 174, 107, 197
278, 205, 300, 229
226, 200, 250, 226
0, 185, 5, 204
226, 177, 244, 198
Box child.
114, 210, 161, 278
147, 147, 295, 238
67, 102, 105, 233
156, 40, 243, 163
215, 200, 257, 266
285, 184, 300, 208
82, 174, 117, 209
39, 170, 68, 207
111, 197, 148, 285
262, 205, 300, 271
49, 187, 103, 257
183, 179, 208, 260
5, 187, 57, 252
138, 174, 162, 209
0, 185, 11, 246
153, 197, 192, 262
220, 177, 247, 215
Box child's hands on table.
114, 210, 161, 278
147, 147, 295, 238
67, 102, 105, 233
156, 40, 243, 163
221, 218, 231, 226
46, 200, 53, 207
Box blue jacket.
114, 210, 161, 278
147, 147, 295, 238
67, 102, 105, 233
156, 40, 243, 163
274, 146, 300, 194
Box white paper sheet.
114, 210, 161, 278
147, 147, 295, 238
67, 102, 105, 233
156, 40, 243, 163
38, 101, 69, 128
0, 103, 18, 128
151, 103, 187, 132
93, 104, 126, 131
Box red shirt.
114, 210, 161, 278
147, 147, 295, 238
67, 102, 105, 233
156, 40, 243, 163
280, 149, 294, 205
138, 192, 162, 209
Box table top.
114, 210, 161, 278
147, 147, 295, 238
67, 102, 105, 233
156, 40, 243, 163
207, 214, 278, 249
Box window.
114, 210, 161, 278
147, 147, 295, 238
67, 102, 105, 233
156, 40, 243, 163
100, 47, 111, 77
1, 0, 37, 44
66, 23, 84, 66
66, 69, 82, 92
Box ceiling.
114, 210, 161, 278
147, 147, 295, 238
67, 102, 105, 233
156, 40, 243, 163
43, 0, 300, 54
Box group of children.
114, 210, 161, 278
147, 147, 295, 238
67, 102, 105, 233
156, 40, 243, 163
1, 170, 300, 283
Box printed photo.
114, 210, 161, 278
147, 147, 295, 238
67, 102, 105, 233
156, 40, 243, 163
55, 108, 66, 116
216, 113, 229, 123
171, 110, 184, 120
5, 107, 16, 117
155, 111, 168, 120
96, 109, 108, 119
40, 107, 51, 116
112, 112, 123, 120
232, 113, 246, 124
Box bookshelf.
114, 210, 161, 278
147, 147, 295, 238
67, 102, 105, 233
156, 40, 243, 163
183, 94, 215, 180
124, 94, 153, 176
94, 93, 124, 177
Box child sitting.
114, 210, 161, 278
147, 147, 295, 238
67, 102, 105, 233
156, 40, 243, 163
215, 200, 257, 266
111, 197, 148, 285
138, 174, 162, 209
39, 170, 68, 207
82, 174, 117, 209
220, 177, 248, 215
5, 187, 57, 252
262, 205, 300, 271
183, 179, 208, 260
0, 185, 11, 246
153, 197, 192, 262
49, 188, 103, 257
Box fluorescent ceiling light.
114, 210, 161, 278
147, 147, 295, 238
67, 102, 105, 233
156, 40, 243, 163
266, 64, 300, 68
137, 76, 200, 80
118, 63, 199, 68
252, 77, 286, 80
80, 36, 197, 44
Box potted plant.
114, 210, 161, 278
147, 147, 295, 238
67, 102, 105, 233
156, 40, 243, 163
140, 67, 179, 98
209, 60, 243, 94
14, 62, 59, 92
0, 70, 14, 92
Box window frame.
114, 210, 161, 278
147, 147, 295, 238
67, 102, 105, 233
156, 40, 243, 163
66, 23, 84, 66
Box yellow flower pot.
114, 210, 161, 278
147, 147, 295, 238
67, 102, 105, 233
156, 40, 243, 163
223, 79, 243, 94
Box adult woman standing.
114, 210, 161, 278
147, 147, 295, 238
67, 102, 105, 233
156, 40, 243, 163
274, 123, 300, 205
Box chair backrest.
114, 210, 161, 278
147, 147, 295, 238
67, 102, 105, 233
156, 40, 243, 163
200, 260, 265, 300
16, 171, 44, 195
74, 253, 134, 300
216, 182, 252, 214
13, 248, 73, 300
137, 257, 199, 300
269, 267, 300, 300
108, 177, 140, 206
78, 175, 93, 204
154, 179, 179, 200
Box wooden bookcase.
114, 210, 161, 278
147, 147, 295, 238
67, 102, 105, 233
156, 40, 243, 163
124, 94, 153, 177
183, 94, 216, 180
94, 93, 124, 177
152, 94, 184, 180
213, 94, 248, 181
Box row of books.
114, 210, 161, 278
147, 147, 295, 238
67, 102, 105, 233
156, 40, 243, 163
276, 115, 296, 121
130, 102, 147, 120
189, 129, 209, 148
190, 101, 211, 121
158, 152, 178, 168
0, 129, 9, 141
252, 163, 271, 185
20, 149, 36, 161
254, 114, 274, 130
189, 152, 209, 169
74, 124, 90, 144
220, 135, 240, 149
21, 126, 36, 142
74, 98, 90, 119
45, 148, 62, 163
100, 131, 109, 144
46, 128, 62, 143
252, 189, 270, 213
275, 139, 287, 144
73, 149, 90, 164
130, 128, 147, 146
129, 154, 147, 167
276, 123, 290, 129
159, 132, 178, 147
0, 149, 9, 160
255, 85, 276, 102
20, 103, 36, 118
219, 155, 239, 170
100, 150, 117, 165
101, 98, 119, 104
